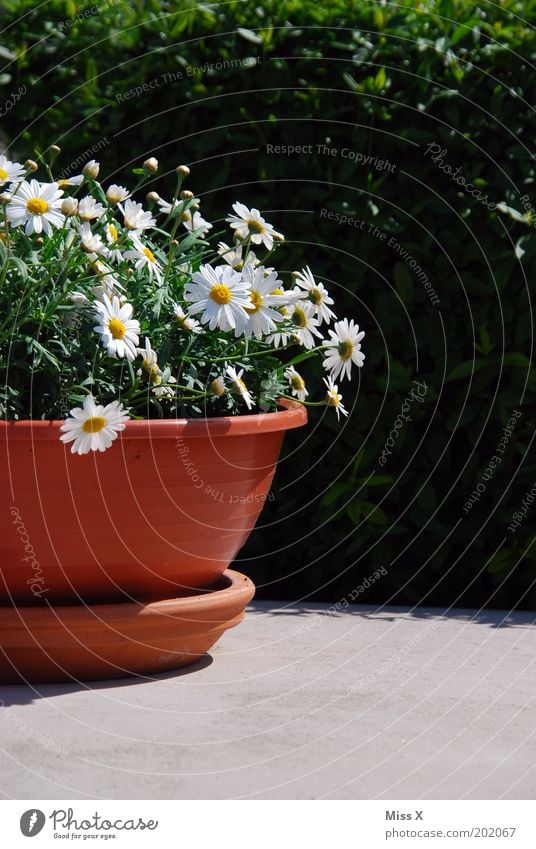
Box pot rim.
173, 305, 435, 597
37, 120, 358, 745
0, 398, 307, 440
0, 570, 255, 630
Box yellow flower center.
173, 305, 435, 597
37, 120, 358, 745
246, 290, 263, 314
143, 246, 155, 263
57, 179, 70, 187
0, 168, 9, 181
82, 416, 106, 434
309, 287, 323, 305
210, 283, 232, 305
26, 197, 49, 215
108, 317, 126, 339
291, 374, 305, 391
338, 340, 354, 361
327, 391, 341, 408
180, 212, 192, 223
108, 224, 118, 242
271, 288, 284, 296
0, 232, 7, 244
292, 306, 307, 328
236, 378, 248, 394
247, 218, 264, 235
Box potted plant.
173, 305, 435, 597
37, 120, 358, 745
0, 149, 365, 681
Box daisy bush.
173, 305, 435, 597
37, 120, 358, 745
0, 151, 365, 454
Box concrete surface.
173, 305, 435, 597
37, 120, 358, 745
1, 602, 535, 800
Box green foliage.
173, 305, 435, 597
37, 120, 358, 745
1, 0, 535, 606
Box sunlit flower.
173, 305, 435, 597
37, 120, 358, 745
226, 366, 254, 410
290, 301, 323, 349
225, 202, 283, 250
61, 197, 78, 216
324, 376, 348, 420
77, 196, 106, 222
0, 154, 25, 187
104, 223, 124, 263
82, 160, 100, 179
172, 303, 202, 333
125, 236, 163, 285
106, 184, 129, 204
59, 394, 129, 455
93, 294, 140, 361
137, 338, 162, 385
185, 264, 251, 334
6, 179, 64, 235
294, 266, 336, 324
284, 366, 308, 402
181, 209, 212, 237
217, 241, 259, 271
241, 264, 285, 340
157, 196, 178, 215
78, 222, 109, 257
56, 175, 84, 187
121, 198, 155, 231
323, 318, 365, 381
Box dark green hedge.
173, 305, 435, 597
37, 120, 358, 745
2, 0, 536, 608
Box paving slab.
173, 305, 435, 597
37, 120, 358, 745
1, 603, 535, 800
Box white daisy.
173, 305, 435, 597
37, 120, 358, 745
172, 303, 202, 334
78, 222, 109, 257
241, 264, 285, 340
93, 294, 140, 361
324, 376, 348, 421
323, 318, 365, 381
92, 275, 125, 303
225, 202, 283, 250
266, 329, 293, 348
57, 175, 84, 187
290, 300, 323, 349
59, 395, 129, 455
0, 154, 25, 187
181, 209, 212, 237
217, 241, 259, 271
157, 196, 178, 216
106, 184, 130, 204
137, 338, 162, 385
104, 223, 124, 263
121, 198, 155, 231
294, 266, 336, 324
77, 196, 106, 221
284, 366, 308, 401
226, 366, 254, 410
184, 264, 251, 335
82, 160, 100, 179
153, 379, 177, 399
6, 179, 64, 235
125, 236, 163, 285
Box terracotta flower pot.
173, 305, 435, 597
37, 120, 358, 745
0, 569, 255, 683
0, 401, 306, 604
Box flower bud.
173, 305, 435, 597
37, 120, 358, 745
0, 192, 11, 204
180, 190, 194, 200
211, 377, 226, 397
82, 159, 100, 179
24, 159, 38, 172
176, 165, 190, 176
50, 145, 61, 154
61, 197, 78, 216
146, 191, 160, 203
143, 157, 159, 174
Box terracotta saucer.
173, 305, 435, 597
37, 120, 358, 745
0, 569, 255, 684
